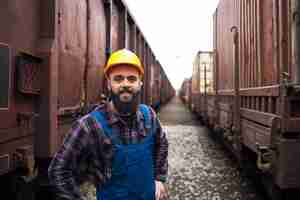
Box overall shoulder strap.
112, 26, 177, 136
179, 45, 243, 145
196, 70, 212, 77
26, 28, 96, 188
90, 111, 112, 137
139, 104, 152, 129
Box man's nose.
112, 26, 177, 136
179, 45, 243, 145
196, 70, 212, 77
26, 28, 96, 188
120, 78, 132, 86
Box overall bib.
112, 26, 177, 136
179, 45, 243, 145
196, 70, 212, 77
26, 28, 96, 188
91, 104, 155, 200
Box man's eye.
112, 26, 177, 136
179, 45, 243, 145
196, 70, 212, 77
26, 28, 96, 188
127, 76, 138, 83
113, 75, 124, 82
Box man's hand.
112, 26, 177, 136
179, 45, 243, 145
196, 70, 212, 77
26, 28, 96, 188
155, 181, 168, 200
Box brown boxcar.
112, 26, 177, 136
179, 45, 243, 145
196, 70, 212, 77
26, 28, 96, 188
180, 78, 192, 105
191, 51, 214, 123
191, 0, 300, 199
0, 0, 175, 198
149, 59, 175, 111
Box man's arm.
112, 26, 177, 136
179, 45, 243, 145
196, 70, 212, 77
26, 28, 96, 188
150, 108, 169, 199
151, 108, 168, 183
48, 120, 91, 200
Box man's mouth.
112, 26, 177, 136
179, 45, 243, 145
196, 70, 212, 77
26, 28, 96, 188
119, 92, 133, 101
120, 90, 132, 94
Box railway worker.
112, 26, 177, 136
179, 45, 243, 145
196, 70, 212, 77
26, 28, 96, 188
48, 49, 169, 200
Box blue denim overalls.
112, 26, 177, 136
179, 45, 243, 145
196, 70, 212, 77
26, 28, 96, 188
90, 104, 156, 200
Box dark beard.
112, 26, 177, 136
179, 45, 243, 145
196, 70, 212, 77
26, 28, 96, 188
110, 88, 140, 116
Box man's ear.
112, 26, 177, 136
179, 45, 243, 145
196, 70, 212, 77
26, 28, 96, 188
137, 81, 143, 90
107, 81, 112, 91
106, 76, 112, 90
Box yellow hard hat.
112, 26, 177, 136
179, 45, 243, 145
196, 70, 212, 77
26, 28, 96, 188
104, 49, 144, 76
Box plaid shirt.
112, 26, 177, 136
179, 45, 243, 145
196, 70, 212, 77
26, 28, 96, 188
48, 102, 168, 200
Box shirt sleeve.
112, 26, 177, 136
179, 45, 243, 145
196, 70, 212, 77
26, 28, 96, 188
151, 108, 169, 183
48, 120, 91, 200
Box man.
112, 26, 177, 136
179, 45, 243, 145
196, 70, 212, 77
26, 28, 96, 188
48, 49, 168, 200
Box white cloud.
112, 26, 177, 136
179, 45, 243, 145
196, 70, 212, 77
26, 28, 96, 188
124, 0, 219, 89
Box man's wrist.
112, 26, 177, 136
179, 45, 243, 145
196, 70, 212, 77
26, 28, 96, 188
156, 175, 167, 183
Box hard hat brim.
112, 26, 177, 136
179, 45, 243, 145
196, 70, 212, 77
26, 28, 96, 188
104, 62, 144, 76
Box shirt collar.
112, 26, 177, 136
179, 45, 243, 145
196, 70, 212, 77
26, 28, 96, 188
105, 101, 144, 125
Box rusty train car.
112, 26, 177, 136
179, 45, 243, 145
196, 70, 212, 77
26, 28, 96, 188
189, 51, 214, 117
0, 0, 175, 199
150, 61, 175, 111
181, 0, 300, 199
179, 78, 192, 105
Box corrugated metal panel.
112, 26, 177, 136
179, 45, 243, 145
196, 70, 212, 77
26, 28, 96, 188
86, 0, 106, 103
215, 0, 290, 88
127, 15, 136, 52
216, 0, 235, 90
58, 0, 87, 108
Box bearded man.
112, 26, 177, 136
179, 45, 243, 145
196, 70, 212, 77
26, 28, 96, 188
48, 49, 169, 200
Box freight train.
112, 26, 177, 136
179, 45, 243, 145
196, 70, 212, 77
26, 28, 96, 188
179, 78, 191, 105
181, 0, 300, 199
0, 0, 175, 199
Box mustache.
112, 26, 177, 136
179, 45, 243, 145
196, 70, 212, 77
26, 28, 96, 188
119, 86, 133, 94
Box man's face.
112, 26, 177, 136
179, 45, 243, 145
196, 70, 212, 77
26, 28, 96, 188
107, 65, 143, 103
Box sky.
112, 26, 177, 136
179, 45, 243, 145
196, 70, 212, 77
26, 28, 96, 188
124, 0, 219, 89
